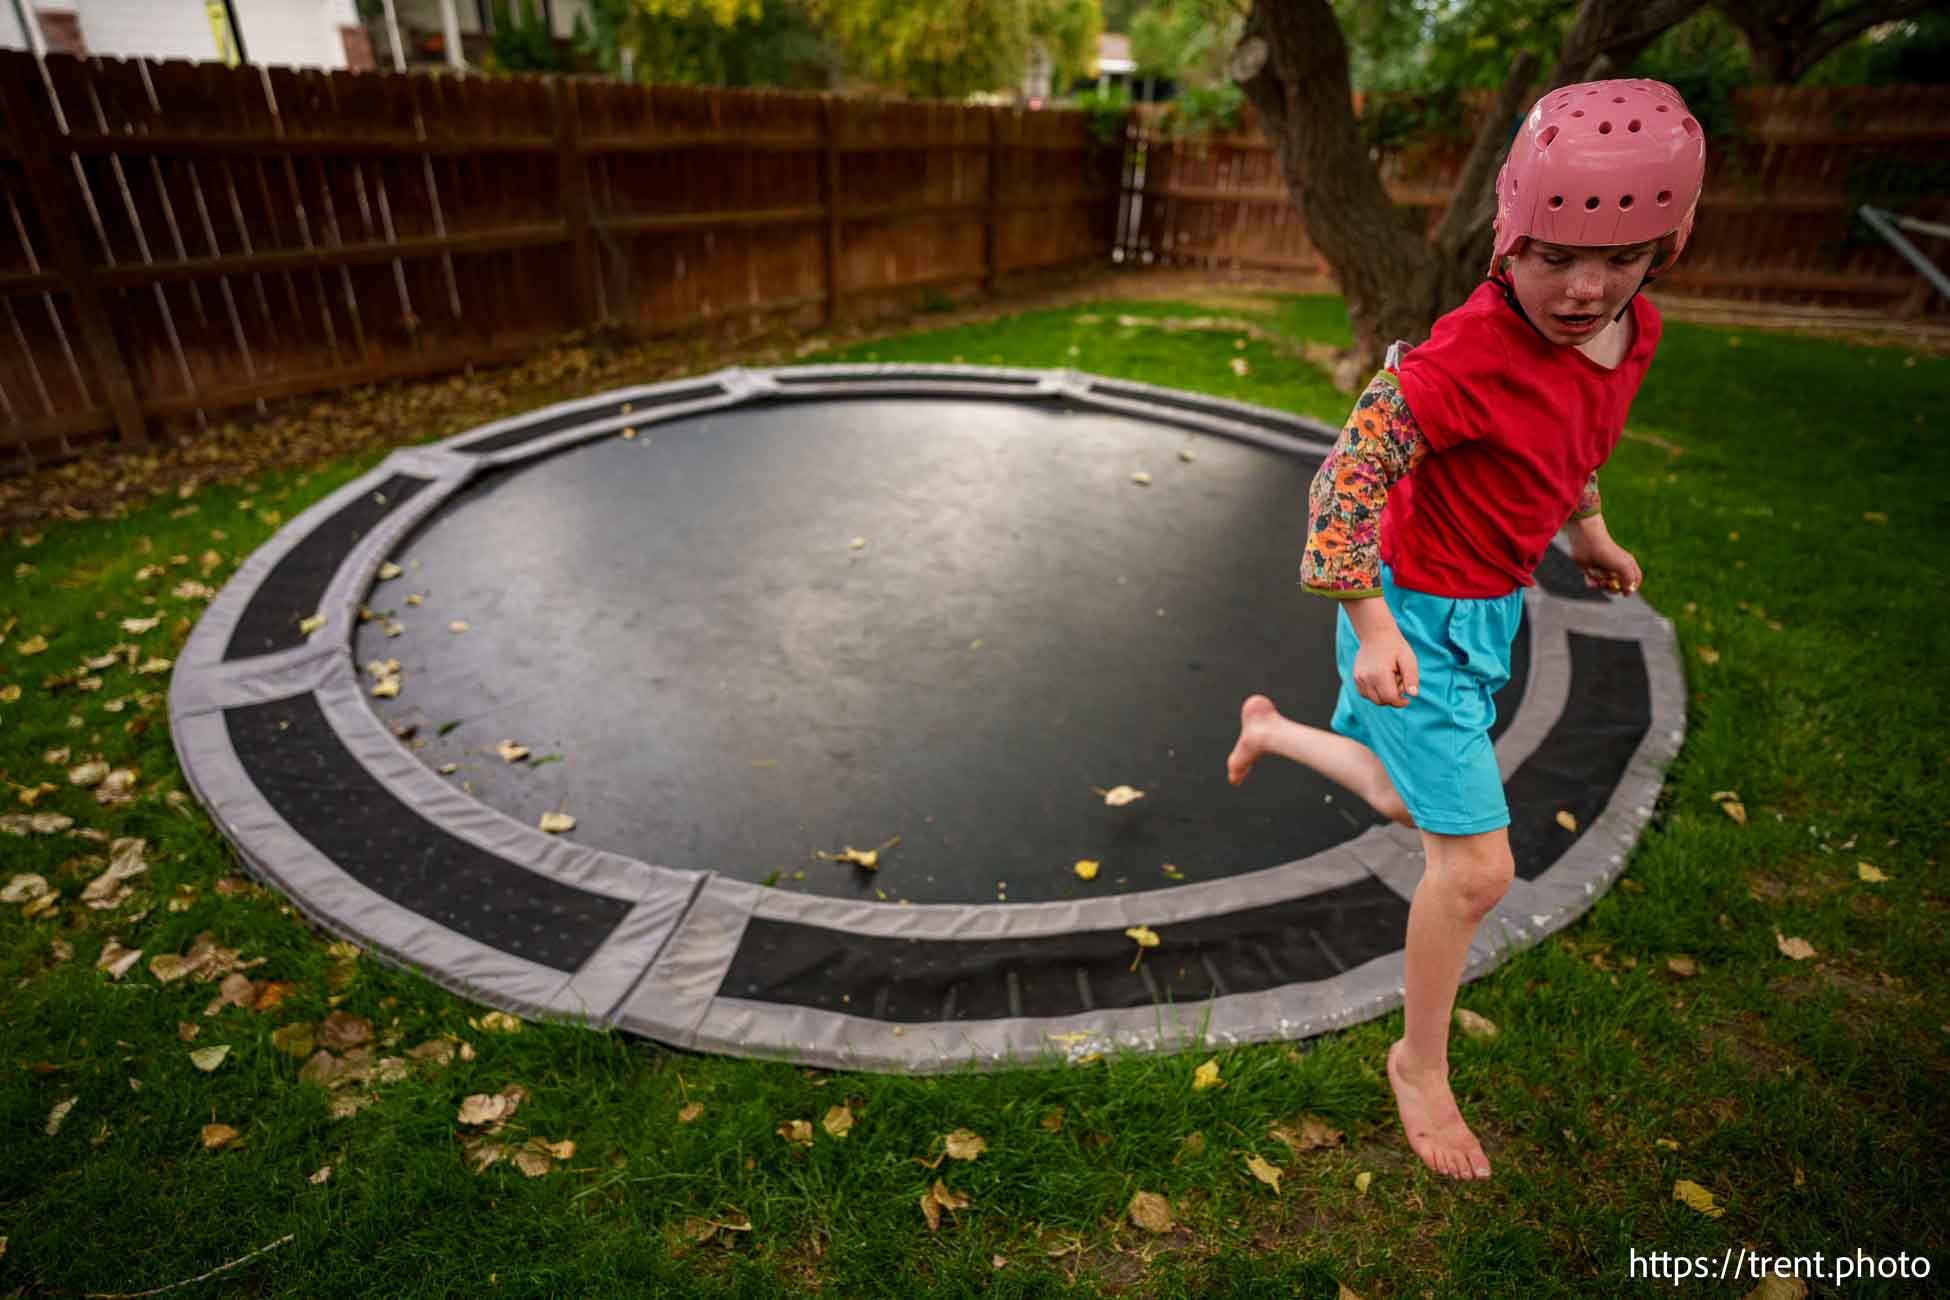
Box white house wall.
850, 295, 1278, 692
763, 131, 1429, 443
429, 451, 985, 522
2, 0, 362, 68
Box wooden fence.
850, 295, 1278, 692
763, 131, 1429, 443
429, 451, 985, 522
5, 51, 1948, 470
1118, 86, 1950, 317
0, 51, 1122, 467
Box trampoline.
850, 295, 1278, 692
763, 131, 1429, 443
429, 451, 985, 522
168, 365, 1684, 1073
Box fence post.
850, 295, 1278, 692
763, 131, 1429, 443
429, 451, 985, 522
0, 51, 147, 447
820, 96, 842, 326
555, 75, 596, 329
984, 107, 1001, 298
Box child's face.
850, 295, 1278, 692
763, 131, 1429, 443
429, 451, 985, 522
1506, 239, 1659, 346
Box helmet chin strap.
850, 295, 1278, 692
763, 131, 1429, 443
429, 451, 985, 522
1488, 261, 1655, 339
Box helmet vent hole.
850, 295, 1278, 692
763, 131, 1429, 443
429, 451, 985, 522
1681, 116, 1701, 137
1538, 125, 1559, 148
1584, 195, 1601, 211
1628, 119, 1642, 132
1571, 110, 1585, 118
1613, 96, 1627, 103
1656, 104, 1670, 113
1620, 194, 1635, 209
1549, 195, 1564, 210
1656, 190, 1673, 206
1598, 120, 1613, 134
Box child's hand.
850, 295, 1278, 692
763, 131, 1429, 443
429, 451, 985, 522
1570, 537, 1642, 597
1354, 628, 1420, 708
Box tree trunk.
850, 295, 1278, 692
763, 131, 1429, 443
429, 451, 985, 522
1235, 0, 1706, 385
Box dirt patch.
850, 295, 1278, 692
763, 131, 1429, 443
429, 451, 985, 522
1702, 1012, 1803, 1076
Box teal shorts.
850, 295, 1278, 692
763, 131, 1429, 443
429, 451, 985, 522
1329, 562, 1524, 837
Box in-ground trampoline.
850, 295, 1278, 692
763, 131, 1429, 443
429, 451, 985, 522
169, 366, 1684, 1073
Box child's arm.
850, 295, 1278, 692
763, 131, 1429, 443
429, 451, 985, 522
1301, 368, 1429, 707
1565, 486, 1642, 595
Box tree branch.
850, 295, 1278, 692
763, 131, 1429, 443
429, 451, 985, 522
1790, 0, 1936, 82
1433, 50, 1539, 259
1546, 0, 1709, 89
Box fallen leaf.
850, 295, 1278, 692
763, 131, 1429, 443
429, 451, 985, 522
777, 1119, 813, 1147
68, 759, 110, 788
298, 615, 325, 636
449, 622, 469, 634
1229, 357, 1250, 376
377, 562, 402, 580
1454, 1008, 1498, 1040
318, 1010, 374, 1050
46, 1096, 78, 1136
1695, 646, 1721, 665
272, 1023, 316, 1057
1245, 1152, 1284, 1193
189, 1045, 231, 1072
1857, 861, 1889, 883
458, 1090, 522, 1128
462, 1135, 508, 1173
1354, 1170, 1373, 1196
1096, 785, 1145, 807
1269, 1115, 1343, 1154
1774, 930, 1816, 961
822, 1105, 855, 1140
1673, 1178, 1724, 1217
1073, 859, 1099, 881
1555, 810, 1578, 832
1719, 799, 1748, 826
96, 939, 142, 980
3, 873, 49, 903
121, 616, 161, 633
538, 811, 576, 833
1654, 1138, 1681, 1151
17, 634, 49, 656
920, 1179, 969, 1232
512, 1141, 556, 1178
406, 1039, 456, 1068
1124, 924, 1160, 970
252, 981, 296, 1012
1130, 471, 1153, 485
309, 1165, 332, 1185
677, 1102, 704, 1124
1128, 1190, 1174, 1234
1040, 1107, 1065, 1133
944, 1129, 987, 1161
495, 740, 530, 763
475, 1011, 523, 1034
1744, 1272, 1808, 1300
815, 837, 900, 869
201, 1123, 240, 1150
1177, 1131, 1206, 1161
328, 1092, 377, 1121
1191, 1058, 1224, 1091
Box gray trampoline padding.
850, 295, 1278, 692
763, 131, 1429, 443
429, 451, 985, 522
168, 364, 1687, 1073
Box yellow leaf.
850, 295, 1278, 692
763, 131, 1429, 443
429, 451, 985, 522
1673, 1178, 1724, 1217
1857, 861, 1889, 883
1720, 799, 1747, 825
919, 1179, 969, 1232
1039, 1107, 1065, 1133
1244, 1152, 1283, 1193
1130, 471, 1153, 486
1269, 1115, 1343, 1153
1191, 1058, 1224, 1092
370, 677, 400, 699
1654, 1138, 1681, 1151
496, 740, 530, 763
477, 1011, 523, 1034
1096, 785, 1145, 807
777, 1119, 813, 1147
1555, 809, 1578, 832
944, 1129, 987, 1161
677, 1102, 704, 1124
1073, 859, 1099, 881
1338, 1284, 1366, 1300
822, 1105, 855, 1140
1128, 1190, 1174, 1234
539, 811, 576, 833
1667, 956, 1698, 977
1354, 1170, 1372, 1197
297, 616, 324, 636
189, 1045, 231, 1072
1124, 925, 1160, 971
376, 562, 402, 580
17, 634, 49, 656
1454, 1008, 1498, 1040
201, 1122, 239, 1150
449, 622, 469, 634
1696, 646, 1720, 665
1774, 930, 1816, 961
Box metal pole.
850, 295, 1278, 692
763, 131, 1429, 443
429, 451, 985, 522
380, 0, 407, 71
9, 0, 45, 56
438, 0, 465, 69
220, 0, 249, 62
1859, 204, 1950, 305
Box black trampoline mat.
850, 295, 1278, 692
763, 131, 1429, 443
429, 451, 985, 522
351, 396, 1521, 905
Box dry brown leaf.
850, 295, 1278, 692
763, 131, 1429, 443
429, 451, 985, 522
46, 1096, 77, 1136
1338, 1284, 1365, 1300
1040, 1107, 1065, 1133
1191, 1058, 1224, 1091
1454, 1008, 1498, 1040
318, 1010, 374, 1050
1667, 956, 1698, 977
475, 1011, 523, 1034
495, 740, 530, 763
1095, 785, 1145, 807
1128, 1190, 1174, 1234
822, 1105, 855, 1140
459, 1091, 521, 1127
406, 1039, 456, 1068
252, 981, 296, 1013
68, 759, 109, 788
920, 1180, 969, 1232
461, 1135, 508, 1173
1774, 930, 1817, 961
677, 1102, 704, 1124
96, 939, 142, 980
327, 1092, 377, 1121
1719, 799, 1748, 826
1270, 1114, 1344, 1154
777, 1119, 813, 1147
538, 811, 576, 834
1743, 1273, 1809, 1300
309, 1165, 332, 1185
3, 873, 49, 904
1176, 1131, 1205, 1161
1244, 1152, 1284, 1194
1857, 861, 1889, 883
1555, 809, 1578, 832
1673, 1178, 1724, 1217
943, 1129, 987, 1161
201, 1123, 240, 1150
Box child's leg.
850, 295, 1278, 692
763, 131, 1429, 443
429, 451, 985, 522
1227, 695, 1415, 827
1387, 825, 1514, 1181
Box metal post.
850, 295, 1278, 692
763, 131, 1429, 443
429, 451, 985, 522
1859, 204, 1950, 305
8, 0, 44, 55
380, 0, 407, 71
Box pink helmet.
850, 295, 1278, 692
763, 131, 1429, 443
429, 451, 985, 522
1491, 78, 1706, 275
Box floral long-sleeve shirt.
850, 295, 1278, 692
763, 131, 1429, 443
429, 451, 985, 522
1299, 366, 1602, 599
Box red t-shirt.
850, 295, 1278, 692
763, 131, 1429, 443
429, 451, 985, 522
1380, 281, 1661, 598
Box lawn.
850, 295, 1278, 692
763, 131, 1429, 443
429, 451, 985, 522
1, 289, 1946, 1299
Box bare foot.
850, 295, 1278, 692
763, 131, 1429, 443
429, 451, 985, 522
1387, 1040, 1492, 1181
1226, 694, 1280, 786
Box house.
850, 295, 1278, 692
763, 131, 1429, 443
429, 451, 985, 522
2, 0, 589, 72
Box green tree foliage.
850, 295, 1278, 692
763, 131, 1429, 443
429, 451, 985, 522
1127, 0, 1242, 85
806, 0, 1102, 97
582, 0, 834, 87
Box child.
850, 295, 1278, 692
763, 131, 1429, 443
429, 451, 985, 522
1226, 79, 1706, 1181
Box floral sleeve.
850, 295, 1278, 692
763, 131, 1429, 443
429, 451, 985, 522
1300, 368, 1429, 598
1572, 471, 1601, 520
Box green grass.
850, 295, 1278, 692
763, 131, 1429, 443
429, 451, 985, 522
2, 292, 1947, 1298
